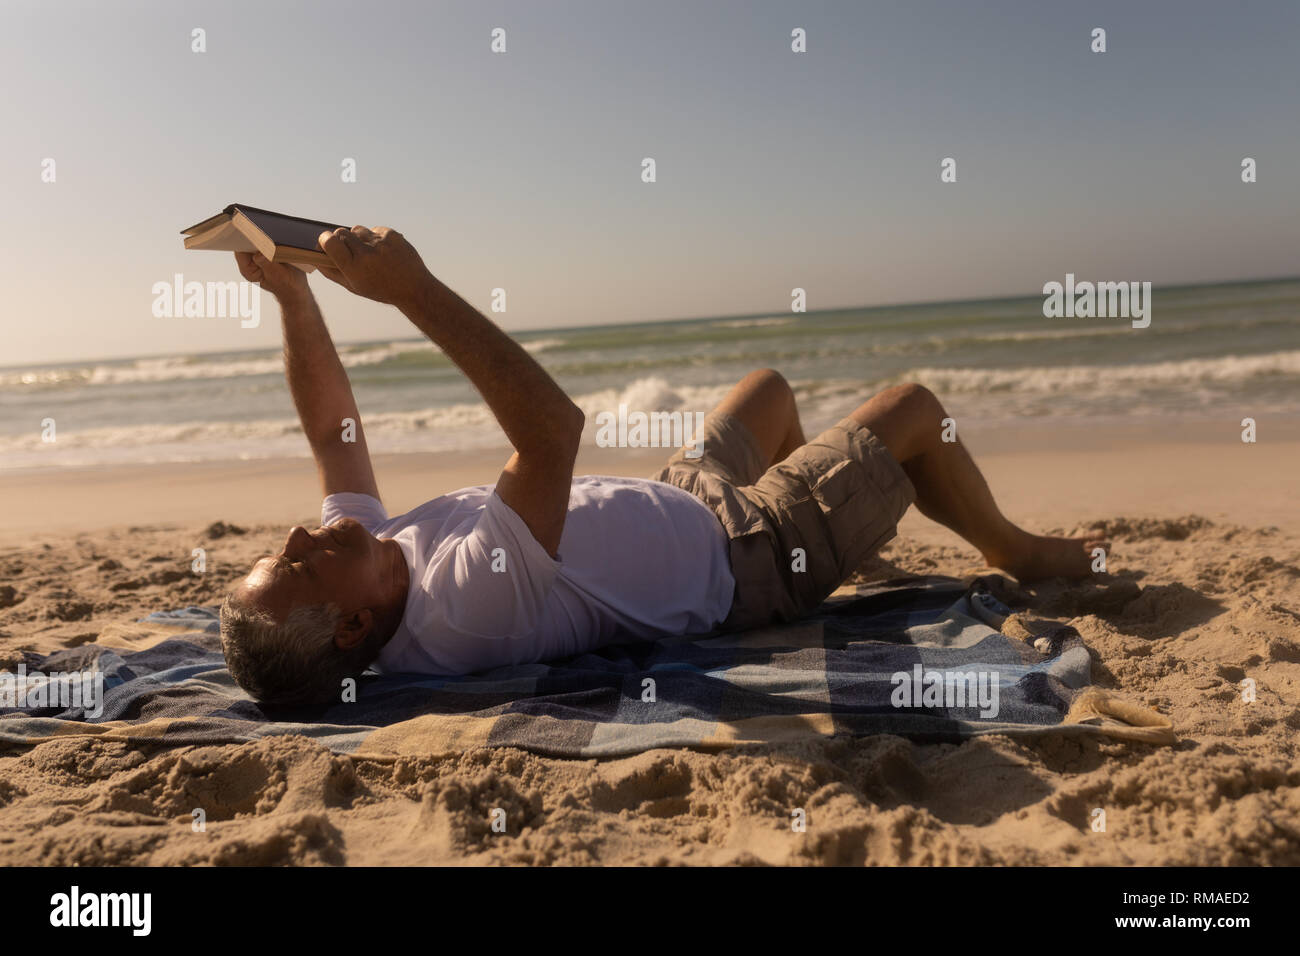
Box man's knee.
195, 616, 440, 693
744, 367, 792, 394
878, 382, 943, 418
736, 368, 797, 418
853, 382, 945, 462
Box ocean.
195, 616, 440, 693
2, 278, 1297, 471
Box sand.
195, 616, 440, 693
1, 423, 1298, 865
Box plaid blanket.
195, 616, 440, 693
0, 578, 1172, 758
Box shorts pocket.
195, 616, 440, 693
781, 495, 843, 611
809, 458, 886, 575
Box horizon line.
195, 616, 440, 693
12, 271, 1298, 372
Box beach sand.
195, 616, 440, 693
1, 422, 1297, 865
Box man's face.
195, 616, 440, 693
234, 518, 391, 625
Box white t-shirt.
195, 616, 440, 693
321, 475, 736, 676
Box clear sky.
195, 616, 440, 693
3, 0, 1297, 366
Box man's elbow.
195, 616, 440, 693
515, 402, 584, 460
559, 403, 585, 457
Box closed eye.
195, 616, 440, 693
266, 555, 312, 575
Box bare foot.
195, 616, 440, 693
984, 533, 1110, 582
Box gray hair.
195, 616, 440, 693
219, 593, 377, 707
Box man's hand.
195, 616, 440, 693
235, 251, 310, 303
315, 226, 433, 308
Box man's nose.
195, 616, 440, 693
282, 526, 316, 558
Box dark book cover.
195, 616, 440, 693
227, 204, 346, 253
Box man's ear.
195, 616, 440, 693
334, 609, 373, 650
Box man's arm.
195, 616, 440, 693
235, 252, 380, 501
314, 227, 583, 557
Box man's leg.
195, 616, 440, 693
711, 368, 806, 466
850, 383, 1104, 580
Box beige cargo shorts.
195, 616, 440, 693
651, 411, 916, 631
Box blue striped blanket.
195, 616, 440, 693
0, 578, 1172, 757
